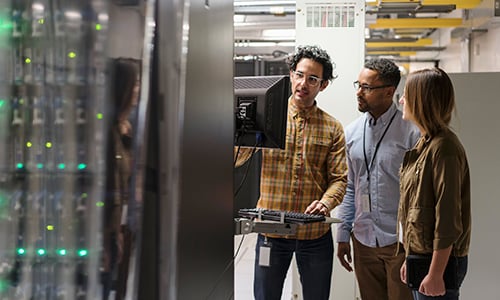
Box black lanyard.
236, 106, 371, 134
363, 110, 398, 180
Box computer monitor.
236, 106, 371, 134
234, 75, 290, 149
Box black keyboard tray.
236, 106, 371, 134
238, 208, 326, 224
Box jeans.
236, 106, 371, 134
412, 256, 468, 300
253, 231, 334, 300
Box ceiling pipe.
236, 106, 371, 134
234, 6, 296, 15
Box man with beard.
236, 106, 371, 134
235, 45, 347, 300
335, 58, 420, 300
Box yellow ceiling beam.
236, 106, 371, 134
376, 0, 481, 9
366, 38, 433, 48
421, 0, 480, 8
377, 0, 418, 2
369, 18, 462, 29
367, 51, 417, 56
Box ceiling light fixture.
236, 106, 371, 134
234, 1, 295, 6
262, 28, 295, 38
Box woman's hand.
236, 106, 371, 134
400, 260, 407, 284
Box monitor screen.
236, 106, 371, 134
234, 75, 290, 149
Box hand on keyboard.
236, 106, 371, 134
238, 208, 326, 224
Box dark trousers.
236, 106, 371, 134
253, 231, 334, 300
412, 256, 468, 300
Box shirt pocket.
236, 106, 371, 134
406, 207, 435, 253
306, 135, 330, 165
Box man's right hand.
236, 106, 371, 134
337, 242, 353, 272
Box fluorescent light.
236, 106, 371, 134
234, 15, 245, 23
234, 22, 261, 27
262, 29, 295, 38
234, 41, 295, 48
235, 41, 277, 47
269, 6, 285, 14
234, 1, 295, 6
365, 28, 371, 39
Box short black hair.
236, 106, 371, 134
364, 58, 401, 87
286, 45, 337, 82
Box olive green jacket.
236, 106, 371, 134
398, 129, 471, 257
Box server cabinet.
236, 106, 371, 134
0, 1, 110, 299
155, 0, 235, 299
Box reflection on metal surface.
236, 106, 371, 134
128, 0, 156, 299
156, 0, 234, 299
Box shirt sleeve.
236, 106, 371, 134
432, 146, 465, 250
320, 123, 348, 211
234, 147, 257, 168
336, 149, 355, 243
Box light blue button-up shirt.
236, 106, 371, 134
336, 103, 420, 247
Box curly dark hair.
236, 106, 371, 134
286, 45, 337, 82
364, 58, 401, 87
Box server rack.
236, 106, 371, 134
0, 1, 109, 299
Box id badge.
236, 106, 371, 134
361, 193, 370, 213
360, 176, 371, 213
259, 239, 271, 267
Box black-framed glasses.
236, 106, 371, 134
353, 81, 391, 93
291, 70, 323, 87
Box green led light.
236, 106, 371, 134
36, 163, 43, 169
46, 225, 54, 231
77, 249, 88, 257
0, 278, 8, 293
57, 249, 67, 256
95, 23, 102, 31
45, 142, 52, 148
77, 163, 86, 170
25, 58, 31, 64
57, 163, 66, 170
16, 163, 24, 169
0, 100, 5, 108
68, 51, 76, 59
37, 18, 45, 24
96, 201, 104, 207
26, 141, 32, 148
16, 248, 26, 255
0, 20, 13, 30
96, 113, 103, 120
37, 248, 46, 256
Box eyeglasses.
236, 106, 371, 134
353, 81, 391, 93
291, 70, 323, 87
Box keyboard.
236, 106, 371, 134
238, 208, 326, 224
